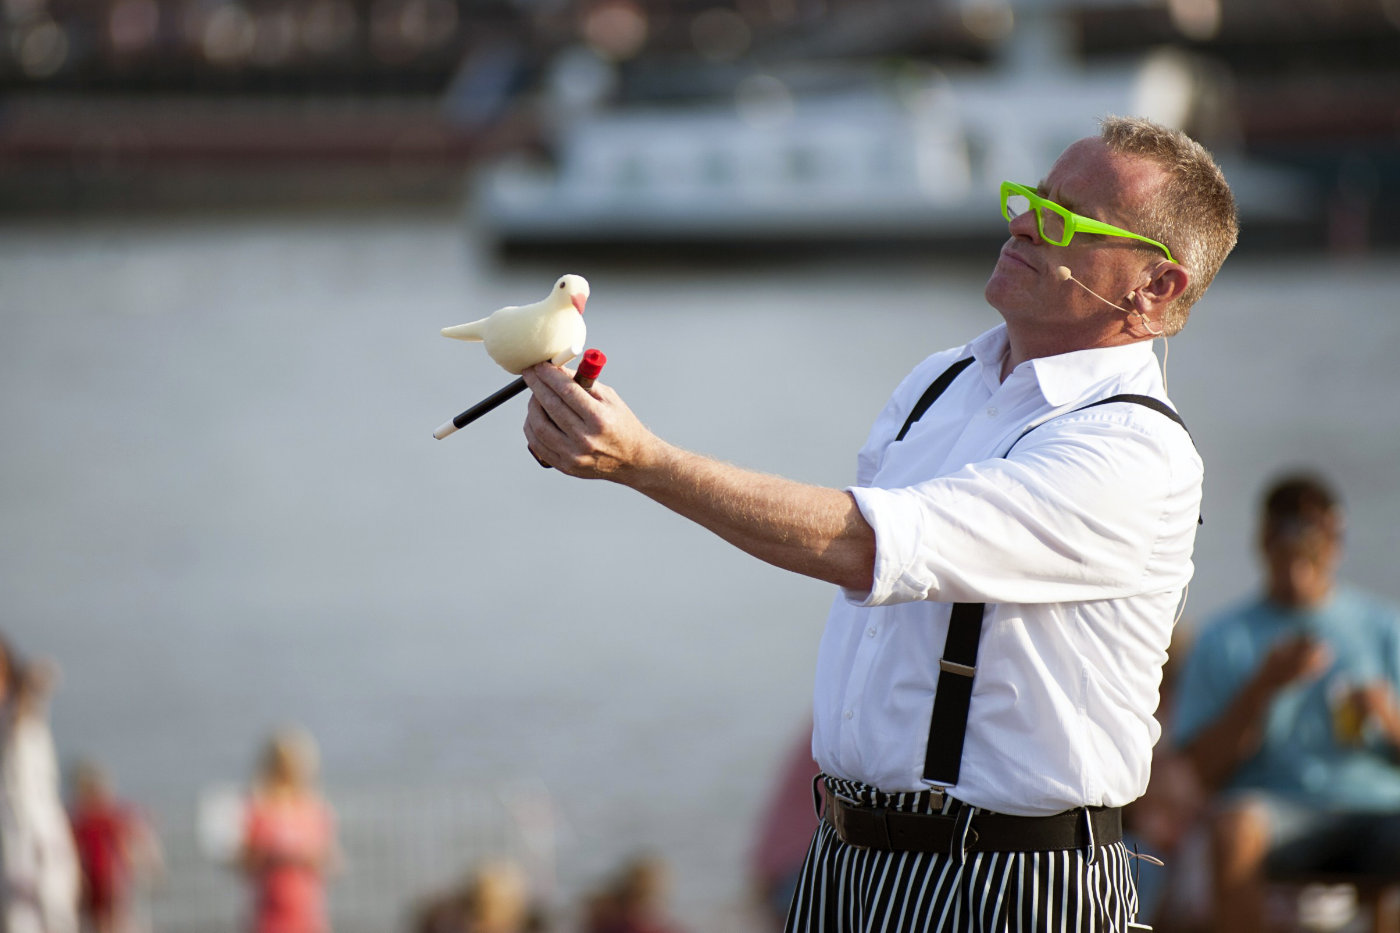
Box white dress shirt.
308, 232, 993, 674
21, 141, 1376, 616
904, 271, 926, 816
812, 324, 1203, 816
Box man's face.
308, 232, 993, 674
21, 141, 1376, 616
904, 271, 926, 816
1262, 524, 1341, 609
984, 137, 1167, 336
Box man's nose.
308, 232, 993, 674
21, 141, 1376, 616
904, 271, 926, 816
1287, 556, 1321, 590
1008, 208, 1041, 241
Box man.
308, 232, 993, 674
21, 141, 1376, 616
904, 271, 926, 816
521, 116, 1238, 930
1173, 474, 1400, 932
0, 639, 80, 933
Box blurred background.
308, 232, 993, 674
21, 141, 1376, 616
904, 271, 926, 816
2, 0, 1399, 931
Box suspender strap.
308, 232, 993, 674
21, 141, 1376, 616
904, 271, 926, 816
919, 391, 1194, 787
1076, 393, 1186, 430
1008, 392, 1190, 449
894, 357, 974, 442
889, 353, 977, 785
922, 601, 985, 785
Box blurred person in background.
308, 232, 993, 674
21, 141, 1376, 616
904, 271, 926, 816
1173, 472, 1400, 932
748, 721, 820, 931
412, 859, 543, 933
581, 855, 684, 933
0, 634, 80, 933
521, 116, 1236, 929
238, 728, 341, 933
1121, 627, 1210, 931
67, 760, 163, 933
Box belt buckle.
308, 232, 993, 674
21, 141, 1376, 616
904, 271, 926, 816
832, 792, 896, 850
829, 785, 951, 852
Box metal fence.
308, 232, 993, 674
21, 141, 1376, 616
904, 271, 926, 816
141, 779, 557, 933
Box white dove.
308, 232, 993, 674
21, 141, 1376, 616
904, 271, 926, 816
441, 274, 589, 375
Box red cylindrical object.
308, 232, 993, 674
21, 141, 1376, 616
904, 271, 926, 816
574, 348, 607, 388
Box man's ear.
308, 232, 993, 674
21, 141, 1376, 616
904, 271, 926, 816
1138, 262, 1188, 307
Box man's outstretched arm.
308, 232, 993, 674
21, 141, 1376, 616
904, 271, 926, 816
521, 362, 876, 593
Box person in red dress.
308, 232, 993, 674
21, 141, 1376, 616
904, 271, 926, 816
238, 729, 340, 933
68, 761, 162, 933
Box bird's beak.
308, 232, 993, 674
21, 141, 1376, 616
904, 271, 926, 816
572, 293, 587, 315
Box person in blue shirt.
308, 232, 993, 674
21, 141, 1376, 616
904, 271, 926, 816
1174, 472, 1400, 932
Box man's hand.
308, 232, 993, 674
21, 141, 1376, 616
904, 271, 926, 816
1185, 633, 1332, 791
1349, 681, 1400, 749
521, 361, 662, 482
1257, 634, 1331, 691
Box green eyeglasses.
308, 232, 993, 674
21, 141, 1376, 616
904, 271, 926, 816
1000, 181, 1175, 263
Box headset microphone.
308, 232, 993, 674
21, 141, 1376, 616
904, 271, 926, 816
1057, 265, 1127, 311
1056, 264, 1170, 389
1055, 265, 1163, 338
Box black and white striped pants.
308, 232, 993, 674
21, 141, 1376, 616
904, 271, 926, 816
784, 777, 1143, 933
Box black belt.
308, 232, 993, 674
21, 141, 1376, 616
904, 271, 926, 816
825, 794, 1122, 854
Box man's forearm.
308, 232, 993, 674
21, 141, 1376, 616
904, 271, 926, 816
521, 362, 877, 591
621, 441, 876, 592
1183, 678, 1275, 791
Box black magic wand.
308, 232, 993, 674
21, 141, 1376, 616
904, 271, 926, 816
433, 349, 608, 440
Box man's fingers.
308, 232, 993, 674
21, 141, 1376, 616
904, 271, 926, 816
524, 364, 592, 433
523, 412, 563, 470
525, 392, 595, 475
527, 361, 585, 400
525, 395, 567, 453
521, 362, 622, 477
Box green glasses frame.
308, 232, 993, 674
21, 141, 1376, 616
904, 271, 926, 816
1000, 181, 1175, 263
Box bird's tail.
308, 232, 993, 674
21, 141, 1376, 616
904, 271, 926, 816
441, 319, 486, 341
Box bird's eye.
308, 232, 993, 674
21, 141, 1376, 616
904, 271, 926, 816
559, 282, 565, 289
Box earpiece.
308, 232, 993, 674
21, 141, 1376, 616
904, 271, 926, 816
1056, 266, 1163, 338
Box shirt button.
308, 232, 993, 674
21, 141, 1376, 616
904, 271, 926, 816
986, 406, 999, 417
844, 710, 854, 720
867, 626, 878, 638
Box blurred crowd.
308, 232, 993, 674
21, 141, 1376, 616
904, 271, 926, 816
0, 631, 698, 933
3, 466, 1399, 933
0, 656, 695, 933
412, 853, 690, 933
0, 633, 164, 933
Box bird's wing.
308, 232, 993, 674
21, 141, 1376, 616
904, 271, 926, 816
548, 316, 587, 366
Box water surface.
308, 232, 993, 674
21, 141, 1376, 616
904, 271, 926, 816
3, 209, 1398, 929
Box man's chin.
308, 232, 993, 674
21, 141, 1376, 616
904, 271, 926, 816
983, 273, 1011, 309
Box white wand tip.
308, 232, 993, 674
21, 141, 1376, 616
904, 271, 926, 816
433, 421, 458, 440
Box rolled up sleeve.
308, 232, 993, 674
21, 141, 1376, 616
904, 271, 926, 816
846, 411, 1198, 608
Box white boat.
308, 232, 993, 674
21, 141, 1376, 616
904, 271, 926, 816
471, 3, 1315, 248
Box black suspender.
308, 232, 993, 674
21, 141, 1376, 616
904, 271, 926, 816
895, 357, 975, 442
892, 357, 1194, 788
1007, 393, 1189, 449
922, 601, 986, 785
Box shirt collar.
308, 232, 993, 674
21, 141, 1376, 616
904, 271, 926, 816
968, 323, 1160, 407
